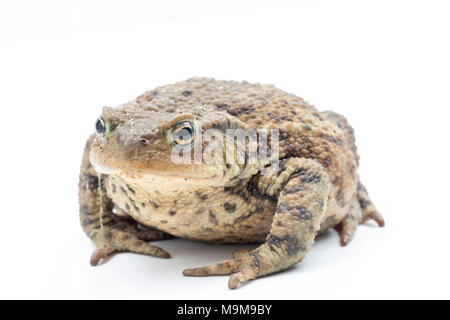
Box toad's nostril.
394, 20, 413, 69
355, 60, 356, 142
139, 138, 149, 145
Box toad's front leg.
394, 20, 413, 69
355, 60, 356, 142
79, 136, 172, 266
183, 157, 330, 289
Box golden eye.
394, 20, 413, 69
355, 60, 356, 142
171, 121, 195, 145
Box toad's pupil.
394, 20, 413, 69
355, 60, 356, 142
177, 127, 193, 141
96, 117, 106, 134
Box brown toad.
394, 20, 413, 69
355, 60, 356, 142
79, 77, 384, 289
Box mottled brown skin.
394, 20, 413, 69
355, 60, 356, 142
79, 78, 384, 289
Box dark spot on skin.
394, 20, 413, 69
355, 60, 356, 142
134, 241, 143, 247
357, 182, 365, 192
105, 232, 113, 240
216, 103, 238, 116
141, 203, 146, 208
223, 203, 236, 213
181, 90, 192, 97
80, 206, 92, 216
300, 120, 311, 131
322, 156, 332, 168
226, 164, 231, 169
280, 115, 293, 121
317, 199, 324, 210
149, 200, 159, 209
105, 220, 116, 227
313, 112, 324, 121
348, 164, 356, 175
332, 176, 342, 186
111, 184, 116, 193
122, 235, 130, 240
209, 210, 218, 225
117, 223, 127, 231
290, 167, 307, 179
235, 104, 256, 116
233, 211, 254, 224
133, 204, 140, 212
336, 192, 345, 206
125, 203, 130, 210
266, 235, 303, 255
301, 174, 321, 184
86, 174, 99, 191
254, 205, 265, 214
283, 184, 304, 194
93, 220, 116, 230
360, 199, 370, 209
82, 217, 97, 227
127, 185, 136, 194
195, 207, 206, 215
128, 196, 135, 203
224, 178, 277, 203
267, 235, 282, 246
278, 159, 289, 173
210, 121, 230, 132
346, 213, 356, 221
285, 235, 304, 256
195, 191, 209, 201
277, 203, 312, 220
293, 206, 312, 220
160, 220, 168, 224
120, 187, 128, 195
249, 251, 261, 268
320, 133, 343, 146
332, 176, 346, 206
277, 221, 283, 226
169, 210, 176, 216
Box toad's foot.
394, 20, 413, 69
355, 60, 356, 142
89, 222, 172, 266
336, 182, 385, 246
183, 251, 262, 289
357, 181, 385, 227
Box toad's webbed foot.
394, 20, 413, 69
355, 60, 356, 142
357, 181, 385, 227
89, 221, 172, 266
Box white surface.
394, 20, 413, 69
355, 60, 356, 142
0, 0, 449, 299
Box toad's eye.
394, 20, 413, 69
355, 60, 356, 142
171, 121, 195, 145
96, 116, 106, 135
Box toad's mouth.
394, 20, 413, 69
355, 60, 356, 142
91, 161, 209, 181
89, 148, 225, 186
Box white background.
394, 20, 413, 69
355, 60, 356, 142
0, 0, 449, 299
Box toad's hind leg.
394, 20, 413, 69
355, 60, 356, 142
183, 158, 330, 289
357, 181, 385, 227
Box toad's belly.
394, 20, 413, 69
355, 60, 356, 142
105, 176, 275, 243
